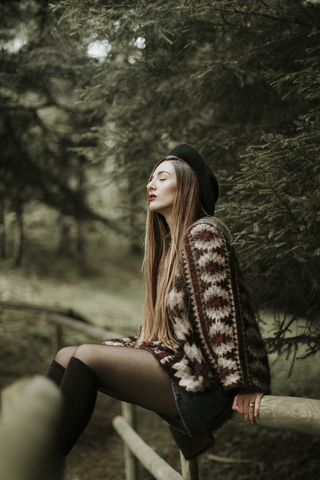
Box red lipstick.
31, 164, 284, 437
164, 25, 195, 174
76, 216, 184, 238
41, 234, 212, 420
149, 194, 157, 201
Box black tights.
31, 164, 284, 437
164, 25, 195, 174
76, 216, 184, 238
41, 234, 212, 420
47, 344, 179, 456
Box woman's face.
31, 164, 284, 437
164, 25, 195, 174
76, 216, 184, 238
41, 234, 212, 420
147, 160, 178, 224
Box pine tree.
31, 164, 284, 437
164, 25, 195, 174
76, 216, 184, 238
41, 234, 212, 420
222, 37, 320, 357
54, 0, 320, 354
55, 0, 320, 233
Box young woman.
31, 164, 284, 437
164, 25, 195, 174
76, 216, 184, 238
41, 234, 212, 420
46, 144, 270, 460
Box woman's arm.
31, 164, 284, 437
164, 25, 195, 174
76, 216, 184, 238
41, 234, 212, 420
182, 221, 271, 394
232, 392, 264, 424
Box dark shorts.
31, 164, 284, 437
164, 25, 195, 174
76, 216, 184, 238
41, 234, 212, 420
158, 383, 233, 437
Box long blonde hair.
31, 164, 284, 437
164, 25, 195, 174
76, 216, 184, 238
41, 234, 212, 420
136, 156, 206, 348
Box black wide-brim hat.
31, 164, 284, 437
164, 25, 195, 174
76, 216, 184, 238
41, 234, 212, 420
168, 144, 219, 216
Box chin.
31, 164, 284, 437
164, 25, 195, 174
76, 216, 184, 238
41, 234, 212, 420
149, 204, 160, 213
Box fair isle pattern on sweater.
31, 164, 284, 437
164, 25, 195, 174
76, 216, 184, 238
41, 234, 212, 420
102, 219, 270, 395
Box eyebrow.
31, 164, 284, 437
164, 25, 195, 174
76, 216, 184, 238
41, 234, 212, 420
150, 170, 171, 181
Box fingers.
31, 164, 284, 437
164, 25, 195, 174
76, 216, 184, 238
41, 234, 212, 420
232, 394, 239, 411
248, 401, 255, 425
237, 395, 252, 424
254, 393, 264, 418
234, 392, 264, 425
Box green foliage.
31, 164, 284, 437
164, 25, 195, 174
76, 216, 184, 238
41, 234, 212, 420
53, 0, 320, 354
0, 0, 108, 224
222, 39, 320, 356
54, 0, 320, 212
2, 0, 318, 351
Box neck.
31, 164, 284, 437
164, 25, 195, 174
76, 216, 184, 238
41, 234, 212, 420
163, 213, 172, 230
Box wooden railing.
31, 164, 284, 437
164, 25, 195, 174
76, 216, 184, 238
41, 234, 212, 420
112, 395, 320, 480
1, 300, 320, 480
45, 310, 320, 480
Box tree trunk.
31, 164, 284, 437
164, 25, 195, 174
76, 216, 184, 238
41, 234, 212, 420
0, 195, 6, 259
76, 156, 86, 264
13, 199, 23, 266
57, 215, 73, 256
76, 220, 86, 264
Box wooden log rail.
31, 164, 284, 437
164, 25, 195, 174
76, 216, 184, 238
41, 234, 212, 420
114, 396, 320, 480
0, 299, 89, 322
1, 300, 320, 480
231, 395, 320, 436
113, 413, 185, 480
47, 312, 122, 352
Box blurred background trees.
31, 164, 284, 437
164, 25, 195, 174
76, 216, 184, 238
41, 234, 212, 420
1, 0, 320, 356
0, 0, 122, 266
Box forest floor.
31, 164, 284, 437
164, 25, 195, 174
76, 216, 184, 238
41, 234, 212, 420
1, 205, 320, 479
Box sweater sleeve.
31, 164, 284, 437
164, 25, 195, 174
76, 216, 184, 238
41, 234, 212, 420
102, 336, 138, 347
182, 222, 271, 394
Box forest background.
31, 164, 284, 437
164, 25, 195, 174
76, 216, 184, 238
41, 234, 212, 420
1, 1, 320, 479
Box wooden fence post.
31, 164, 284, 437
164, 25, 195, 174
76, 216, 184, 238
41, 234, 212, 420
122, 402, 139, 480
53, 323, 63, 353
113, 415, 185, 480
180, 452, 199, 480
0, 376, 63, 480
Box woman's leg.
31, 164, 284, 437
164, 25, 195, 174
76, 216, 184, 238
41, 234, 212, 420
46, 359, 65, 386
58, 355, 99, 456
51, 344, 177, 415
50, 344, 178, 456
75, 344, 178, 415
55, 346, 78, 369
46, 347, 77, 386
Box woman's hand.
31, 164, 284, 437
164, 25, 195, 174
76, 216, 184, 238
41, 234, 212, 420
232, 392, 264, 425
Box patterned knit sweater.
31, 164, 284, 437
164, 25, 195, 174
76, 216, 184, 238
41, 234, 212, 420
103, 219, 270, 395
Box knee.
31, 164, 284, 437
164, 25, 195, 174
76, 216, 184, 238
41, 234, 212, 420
55, 346, 77, 369
73, 344, 94, 366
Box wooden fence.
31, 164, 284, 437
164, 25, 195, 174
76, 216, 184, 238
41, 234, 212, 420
0, 376, 63, 480
46, 310, 320, 480
1, 300, 320, 480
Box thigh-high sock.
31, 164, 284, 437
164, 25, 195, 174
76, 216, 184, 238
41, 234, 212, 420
58, 356, 99, 457
51, 344, 178, 457
46, 359, 65, 386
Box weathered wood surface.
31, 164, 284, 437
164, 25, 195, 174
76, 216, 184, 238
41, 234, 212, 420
113, 415, 185, 480
53, 323, 63, 353
179, 451, 199, 480
231, 395, 320, 436
0, 376, 63, 480
47, 312, 121, 342
0, 299, 89, 322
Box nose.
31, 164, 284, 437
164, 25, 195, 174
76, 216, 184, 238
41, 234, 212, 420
147, 179, 155, 191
